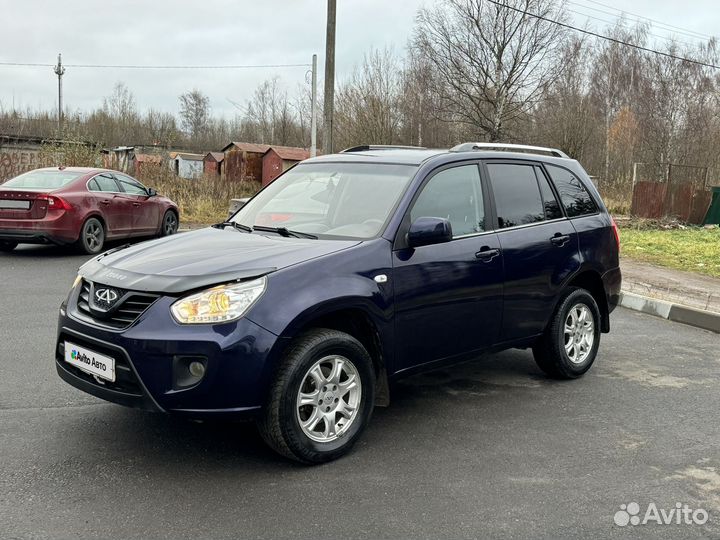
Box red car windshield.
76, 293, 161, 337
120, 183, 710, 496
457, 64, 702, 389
3, 170, 85, 189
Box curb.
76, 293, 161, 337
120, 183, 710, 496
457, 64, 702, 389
619, 291, 720, 334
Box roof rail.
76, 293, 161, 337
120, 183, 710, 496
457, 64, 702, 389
450, 142, 569, 159
340, 144, 427, 153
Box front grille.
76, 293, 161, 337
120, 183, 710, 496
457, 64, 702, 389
76, 280, 160, 330
57, 338, 142, 396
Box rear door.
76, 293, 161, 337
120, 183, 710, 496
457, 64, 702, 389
88, 174, 132, 236
483, 160, 580, 343
114, 174, 158, 234
392, 162, 504, 372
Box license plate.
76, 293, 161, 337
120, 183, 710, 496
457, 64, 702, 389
64, 341, 116, 382
0, 200, 30, 209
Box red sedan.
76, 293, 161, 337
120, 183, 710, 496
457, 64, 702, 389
0, 167, 179, 254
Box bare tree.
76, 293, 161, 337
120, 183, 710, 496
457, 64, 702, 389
179, 90, 211, 139
532, 36, 594, 158
335, 48, 402, 149
414, 0, 568, 142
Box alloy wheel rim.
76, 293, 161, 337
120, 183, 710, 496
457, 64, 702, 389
296, 355, 362, 443
165, 214, 177, 234
564, 303, 595, 364
85, 222, 102, 250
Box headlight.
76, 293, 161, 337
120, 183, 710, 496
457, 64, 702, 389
71, 274, 82, 289
170, 276, 267, 324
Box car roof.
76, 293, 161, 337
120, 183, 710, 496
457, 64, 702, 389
32, 167, 119, 176
304, 148, 577, 167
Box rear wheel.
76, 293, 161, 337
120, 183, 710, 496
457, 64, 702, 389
161, 210, 178, 237
532, 287, 601, 379
0, 241, 18, 252
77, 217, 105, 255
257, 329, 375, 464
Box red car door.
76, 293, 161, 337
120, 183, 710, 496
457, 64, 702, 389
88, 174, 133, 237
114, 174, 159, 234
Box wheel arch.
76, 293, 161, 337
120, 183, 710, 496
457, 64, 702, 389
268, 304, 391, 407
565, 269, 610, 333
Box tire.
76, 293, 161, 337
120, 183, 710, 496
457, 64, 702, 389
257, 329, 376, 464
532, 287, 601, 379
160, 210, 179, 237
0, 241, 18, 252
77, 217, 105, 255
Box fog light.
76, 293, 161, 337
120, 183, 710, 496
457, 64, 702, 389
172, 356, 208, 389
189, 361, 206, 378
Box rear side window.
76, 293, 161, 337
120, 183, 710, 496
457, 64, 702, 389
487, 163, 544, 228
545, 165, 597, 217
91, 174, 119, 192
411, 164, 484, 237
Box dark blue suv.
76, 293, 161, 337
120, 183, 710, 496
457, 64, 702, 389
56, 143, 621, 463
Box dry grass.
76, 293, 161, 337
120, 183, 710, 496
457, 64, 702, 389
136, 168, 260, 224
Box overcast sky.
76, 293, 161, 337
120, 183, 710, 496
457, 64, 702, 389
0, 0, 718, 120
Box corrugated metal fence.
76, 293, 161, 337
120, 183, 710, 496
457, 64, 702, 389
630, 163, 716, 223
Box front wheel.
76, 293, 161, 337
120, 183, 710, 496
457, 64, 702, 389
0, 241, 18, 252
160, 210, 178, 237
77, 217, 105, 255
257, 329, 375, 464
532, 287, 601, 379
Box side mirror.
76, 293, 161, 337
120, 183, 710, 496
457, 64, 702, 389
407, 217, 453, 248
147, 187, 157, 197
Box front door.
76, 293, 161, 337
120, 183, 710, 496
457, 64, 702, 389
114, 174, 159, 234
392, 163, 504, 373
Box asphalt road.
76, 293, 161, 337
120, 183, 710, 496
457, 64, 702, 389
2, 243, 719, 539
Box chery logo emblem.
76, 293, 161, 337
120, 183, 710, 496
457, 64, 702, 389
95, 288, 119, 303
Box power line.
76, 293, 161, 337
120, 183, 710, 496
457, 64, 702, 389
485, 0, 720, 70
578, 0, 715, 40
0, 61, 311, 69
564, 3, 696, 48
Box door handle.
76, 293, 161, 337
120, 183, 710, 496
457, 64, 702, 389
550, 233, 570, 246
100, 200, 111, 205
475, 247, 500, 262
132, 202, 141, 207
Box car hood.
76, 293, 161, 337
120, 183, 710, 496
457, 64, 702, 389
79, 227, 360, 293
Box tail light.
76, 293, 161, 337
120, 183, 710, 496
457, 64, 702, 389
611, 217, 620, 251
37, 194, 72, 211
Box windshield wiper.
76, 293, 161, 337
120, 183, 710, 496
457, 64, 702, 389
212, 221, 253, 233
252, 225, 318, 239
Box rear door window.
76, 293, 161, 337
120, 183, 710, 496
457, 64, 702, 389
91, 174, 120, 192
486, 163, 544, 229
536, 167, 563, 220
545, 165, 598, 217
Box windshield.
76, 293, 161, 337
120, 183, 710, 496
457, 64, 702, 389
232, 162, 417, 239
3, 170, 84, 189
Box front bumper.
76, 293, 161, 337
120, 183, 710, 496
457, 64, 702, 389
55, 288, 282, 418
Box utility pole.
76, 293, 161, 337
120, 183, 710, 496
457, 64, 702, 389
310, 54, 318, 157
53, 53, 65, 136
322, 0, 336, 155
